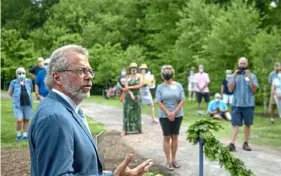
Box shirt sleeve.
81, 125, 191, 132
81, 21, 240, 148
8, 80, 15, 92
32, 114, 75, 176
35, 72, 41, 86
206, 73, 210, 83
222, 102, 228, 111
29, 66, 36, 74
179, 83, 185, 101
268, 72, 273, 85
155, 85, 162, 103
252, 74, 259, 88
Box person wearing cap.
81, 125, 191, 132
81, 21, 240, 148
8, 67, 33, 140
221, 69, 233, 105
35, 58, 50, 101
29, 57, 45, 79
139, 64, 159, 123
187, 66, 196, 101
122, 63, 144, 136
155, 65, 185, 171
207, 93, 231, 120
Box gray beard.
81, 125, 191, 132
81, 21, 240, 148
62, 83, 90, 100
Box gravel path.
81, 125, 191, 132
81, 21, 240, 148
82, 102, 281, 176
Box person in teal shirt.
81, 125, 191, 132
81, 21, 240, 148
207, 93, 231, 120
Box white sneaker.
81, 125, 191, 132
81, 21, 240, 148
197, 111, 202, 116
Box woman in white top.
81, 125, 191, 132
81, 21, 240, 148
139, 64, 159, 123
272, 67, 281, 123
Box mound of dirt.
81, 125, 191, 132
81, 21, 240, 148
1, 130, 167, 176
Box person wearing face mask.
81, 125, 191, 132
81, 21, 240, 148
268, 62, 280, 123
35, 58, 51, 101
271, 65, 281, 121
106, 68, 127, 99
187, 66, 196, 101
207, 93, 231, 120
8, 67, 33, 140
155, 65, 185, 171
227, 57, 259, 152
121, 63, 144, 136
194, 64, 210, 115
139, 64, 159, 123
221, 70, 233, 105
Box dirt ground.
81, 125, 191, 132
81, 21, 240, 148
1, 130, 166, 176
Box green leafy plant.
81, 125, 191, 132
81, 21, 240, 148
187, 119, 255, 176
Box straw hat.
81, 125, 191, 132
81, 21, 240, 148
139, 64, 148, 69
129, 63, 138, 68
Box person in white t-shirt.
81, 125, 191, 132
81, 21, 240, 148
272, 66, 281, 123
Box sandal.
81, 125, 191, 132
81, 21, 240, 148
172, 161, 181, 168
166, 163, 174, 171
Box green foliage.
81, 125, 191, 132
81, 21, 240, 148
187, 119, 255, 176
2, 0, 281, 105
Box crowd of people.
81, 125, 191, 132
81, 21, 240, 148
6, 43, 281, 175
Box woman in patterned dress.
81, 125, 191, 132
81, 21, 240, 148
121, 63, 143, 136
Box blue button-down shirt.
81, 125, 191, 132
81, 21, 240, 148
228, 73, 259, 107
9, 78, 33, 108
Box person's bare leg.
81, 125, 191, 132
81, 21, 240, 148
171, 135, 178, 161
225, 112, 232, 121
23, 119, 29, 132
230, 126, 239, 144
149, 104, 158, 123
16, 119, 22, 131
244, 125, 251, 142
270, 104, 275, 122
163, 136, 172, 163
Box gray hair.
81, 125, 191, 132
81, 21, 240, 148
15, 67, 26, 75
45, 44, 89, 89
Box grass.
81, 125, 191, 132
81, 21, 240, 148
86, 95, 281, 150
1, 98, 104, 149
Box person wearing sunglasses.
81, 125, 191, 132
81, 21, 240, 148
8, 67, 33, 141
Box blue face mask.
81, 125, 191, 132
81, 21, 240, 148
17, 74, 26, 80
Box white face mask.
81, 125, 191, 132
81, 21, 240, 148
278, 73, 281, 78
131, 68, 137, 74
199, 68, 204, 73
215, 98, 220, 102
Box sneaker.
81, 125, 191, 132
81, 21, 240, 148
197, 111, 202, 116
270, 118, 274, 124
243, 142, 252, 151
23, 136, 28, 140
16, 136, 22, 141
227, 143, 236, 152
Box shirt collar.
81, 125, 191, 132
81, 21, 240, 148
52, 88, 79, 113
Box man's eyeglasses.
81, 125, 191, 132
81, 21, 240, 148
18, 73, 26, 75
58, 68, 94, 77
